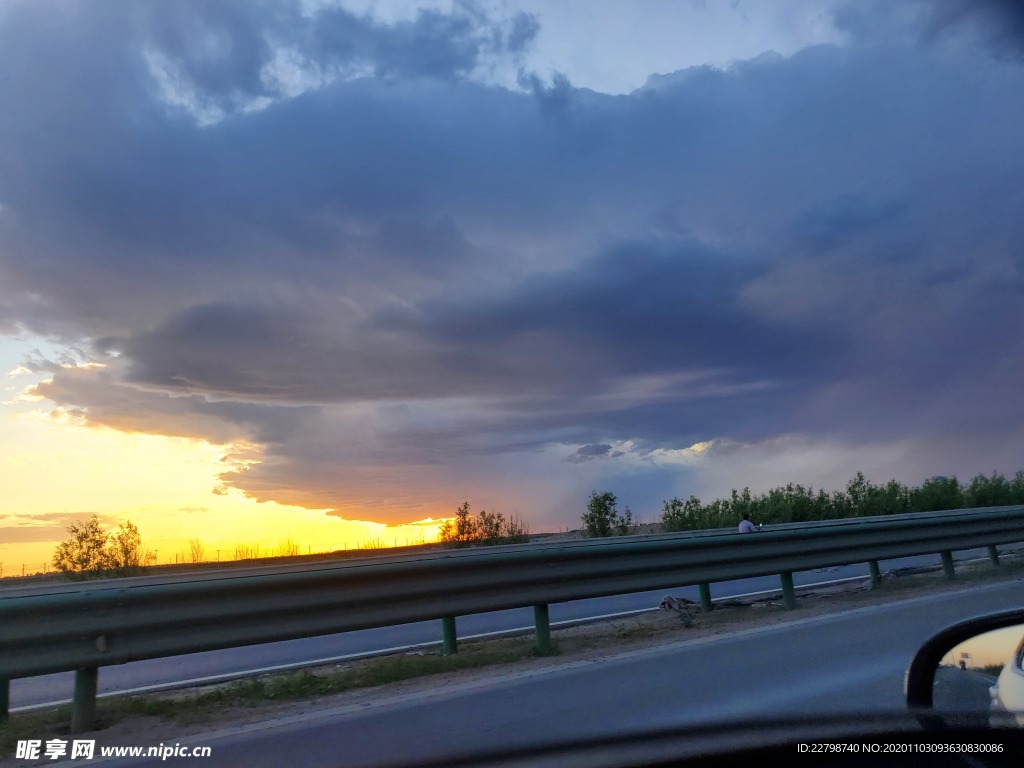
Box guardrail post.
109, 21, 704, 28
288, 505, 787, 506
780, 572, 796, 610
0, 677, 9, 722
868, 560, 881, 588
940, 551, 955, 580
71, 667, 98, 733
533, 604, 552, 655
988, 545, 1000, 567
698, 583, 713, 612
441, 616, 458, 655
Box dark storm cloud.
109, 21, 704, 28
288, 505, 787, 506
118, 297, 519, 401
836, 0, 1024, 58
308, 4, 487, 80
794, 195, 910, 252
116, 240, 832, 406
565, 444, 614, 463
30, 363, 317, 445
0, 0, 540, 339
920, 0, 1024, 57
401, 242, 834, 378
2, 1, 1024, 519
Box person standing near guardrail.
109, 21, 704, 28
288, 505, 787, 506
738, 514, 760, 533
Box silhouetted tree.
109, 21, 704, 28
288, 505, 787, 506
439, 502, 530, 547
53, 516, 153, 578
107, 521, 153, 572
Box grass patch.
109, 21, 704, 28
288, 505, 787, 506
613, 618, 657, 640
955, 553, 1024, 580
1, 707, 73, 758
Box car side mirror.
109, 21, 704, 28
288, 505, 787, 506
906, 608, 1024, 725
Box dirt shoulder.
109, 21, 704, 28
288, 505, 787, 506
3, 557, 1023, 762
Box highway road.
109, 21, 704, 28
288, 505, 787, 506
932, 666, 997, 712
103, 578, 1024, 767
7, 546, 1015, 711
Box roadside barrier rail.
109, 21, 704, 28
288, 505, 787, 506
2, 505, 1022, 732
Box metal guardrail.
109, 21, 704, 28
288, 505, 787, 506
2, 505, 1022, 732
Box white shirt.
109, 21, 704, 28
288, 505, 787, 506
738, 519, 757, 533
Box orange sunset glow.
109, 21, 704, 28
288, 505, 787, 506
1, 368, 444, 573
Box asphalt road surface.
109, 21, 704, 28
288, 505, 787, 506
105, 579, 1024, 767
933, 666, 997, 712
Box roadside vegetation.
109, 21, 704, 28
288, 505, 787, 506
438, 502, 530, 547
51, 516, 155, 579
582, 490, 637, 537
660, 470, 1024, 532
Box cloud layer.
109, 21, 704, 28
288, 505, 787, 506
3, 0, 1023, 525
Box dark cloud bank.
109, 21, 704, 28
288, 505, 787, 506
2, 0, 1023, 524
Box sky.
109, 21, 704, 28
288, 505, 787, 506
947, 625, 1024, 669
2, 0, 1023, 569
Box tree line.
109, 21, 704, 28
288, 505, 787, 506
659, 470, 1024, 533
580, 470, 1024, 537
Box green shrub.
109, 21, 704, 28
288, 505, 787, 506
582, 490, 634, 537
